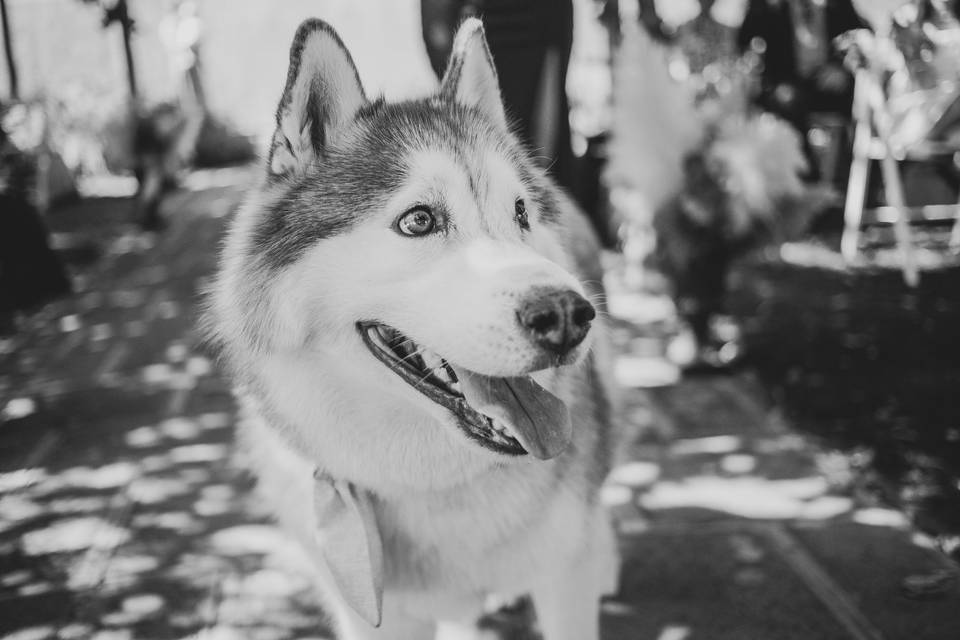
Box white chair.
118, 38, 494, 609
841, 68, 960, 286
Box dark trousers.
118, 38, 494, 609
0, 193, 70, 313
421, 0, 575, 191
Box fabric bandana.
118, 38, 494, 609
312, 470, 385, 627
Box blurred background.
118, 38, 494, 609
2, 0, 960, 638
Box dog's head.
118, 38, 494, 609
222, 19, 597, 461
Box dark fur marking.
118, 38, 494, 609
257, 18, 567, 269
255, 26, 558, 270
513, 154, 563, 225
252, 98, 523, 269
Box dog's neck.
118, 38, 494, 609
245, 348, 504, 496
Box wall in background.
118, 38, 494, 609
0, 0, 437, 145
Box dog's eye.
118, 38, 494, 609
515, 198, 529, 231
396, 207, 436, 237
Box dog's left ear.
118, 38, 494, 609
268, 19, 366, 177
439, 19, 508, 131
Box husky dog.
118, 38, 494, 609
209, 18, 618, 640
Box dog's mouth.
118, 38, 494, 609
357, 322, 572, 460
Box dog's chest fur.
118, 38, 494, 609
238, 344, 611, 596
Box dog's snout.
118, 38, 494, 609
517, 289, 595, 355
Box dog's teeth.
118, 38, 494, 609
442, 362, 458, 383
491, 422, 513, 444
394, 337, 417, 359
430, 361, 455, 383
410, 352, 427, 371
376, 325, 406, 353
422, 351, 444, 372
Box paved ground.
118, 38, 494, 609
1, 174, 958, 640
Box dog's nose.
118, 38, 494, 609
517, 289, 595, 355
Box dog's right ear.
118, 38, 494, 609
267, 19, 366, 177
440, 19, 508, 132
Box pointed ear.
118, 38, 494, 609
268, 19, 366, 177
439, 19, 508, 131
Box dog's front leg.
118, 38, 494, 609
530, 514, 619, 640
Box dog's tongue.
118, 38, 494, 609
454, 369, 572, 460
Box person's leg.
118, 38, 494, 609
487, 43, 545, 146
0, 193, 71, 313
421, 0, 466, 78
135, 156, 165, 231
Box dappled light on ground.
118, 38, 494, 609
614, 356, 680, 388
0, 180, 334, 640
854, 507, 911, 529
639, 475, 852, 520
0, 400, 332, 639
654, 626, 691, 640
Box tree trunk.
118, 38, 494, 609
117, 0, 138, 99
0, 0, 19, 100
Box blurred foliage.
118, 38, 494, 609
74, 0, 135, 30
0, 108, 37, 201
1, 101, 79, 206
2, 91, 255, 185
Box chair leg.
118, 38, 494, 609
842, 72, 872, 263
842, 120, 871, 261
951, 199, 960, 252
876, 150, 919, 286
866, 82, 919, 286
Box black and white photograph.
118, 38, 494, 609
1, 0, 960, 638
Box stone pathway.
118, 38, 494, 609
1, 175, 958, 640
